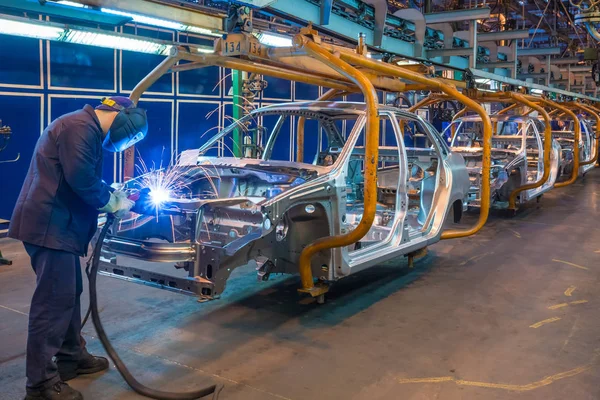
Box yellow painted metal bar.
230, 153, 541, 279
496, 103, 520, 115
208, 57, 358, 92
450, 107, 469, 140
126, 51, 181, 180
295, 37, 380, 295
296, 88, 344, 162
419, 91, 553, 211
337, 53, 492, 240
549, 108, 561, 116
566, 102, 599, 167
408, 96, 435, 113
506, 93, 552, 210
536, 98, 581, 188
587, 103, 600, 166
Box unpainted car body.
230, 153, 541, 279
552, 118, 596, 179
446, 115, 561, 209
99, 102, 470, 300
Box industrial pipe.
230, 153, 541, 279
126, 51, 181, 180
337, 53, 492, 240
535, 98, 581, 188
295, 36, 380, 295
506, 93, 552, 210
566, 102, 600, 167
470, 92, 553, 210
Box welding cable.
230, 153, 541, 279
87, 217, 222, 400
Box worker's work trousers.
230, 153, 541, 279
24, 243, 84, 390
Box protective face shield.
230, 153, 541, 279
101, 98, 148, 152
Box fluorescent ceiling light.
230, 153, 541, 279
531, 88, 544, 95
0, 19, 64, 40
256, 32, 293, 47
0, 16, 171, 56
100, 7, 221, 36
63, 30, 171, 55
101, 8, 184, 31
396, 60, 420, 65
185, 26, 221, 37
55, 1, 86, 8
475, 78, 491, 84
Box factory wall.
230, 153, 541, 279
0, 24, 322, 221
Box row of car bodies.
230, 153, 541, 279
100, 100, 598, 299
445, 112, 597, 209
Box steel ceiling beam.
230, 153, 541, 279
559, 65, 591, 72
477, 61, 516, 69
517, 47, 561, 56
517, 73, 548, 79
469, 68, 598, 101
423, 7, 491, 24
550, 57, 583, 65
478, 29, 530, 42
320, 0, 333, 25
427, 47, 474, 57
67, 0, 224, 31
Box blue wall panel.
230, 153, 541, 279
0, 35, 41, 87
49, 42, 116, 91
133, 100, 173, 172
295, 82, 319, 101
121, 26, 174, 93
121, 52, 173, 93
177, 101, 220, 155
221, 103, 235, 157
178, 63, 221, 97
49, 96, 116, 184
0, 94, 43, 220
263, 76, 292, 100
262, 111, 292, 161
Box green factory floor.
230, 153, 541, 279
1, 171, 600, 400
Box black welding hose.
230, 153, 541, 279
88, 217, 221, 400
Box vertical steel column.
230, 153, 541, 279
232, 69, 244, 158
469, 19, 478, 69
511, 45, 518, 79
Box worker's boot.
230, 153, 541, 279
24, 381, 83, 400
57, 350, 109, 382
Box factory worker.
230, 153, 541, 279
9, 96, 148, 400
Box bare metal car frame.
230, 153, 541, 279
448, 115, 561, 209
98, 29, 494, 300
100, 102, 470, 299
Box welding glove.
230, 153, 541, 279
129, 187, 157, 216
98, 190, 135, 219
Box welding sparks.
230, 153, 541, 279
149, 187, 171, 205
130, 149, 221, 216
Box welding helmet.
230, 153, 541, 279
97, 97, 148, 153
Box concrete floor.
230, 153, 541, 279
1, 172, 600, 400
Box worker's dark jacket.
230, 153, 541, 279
9, 105, 111, 256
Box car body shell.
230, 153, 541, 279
100, 102, 470, 299
552, 118, 596, 179
447, 115, 561, 209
